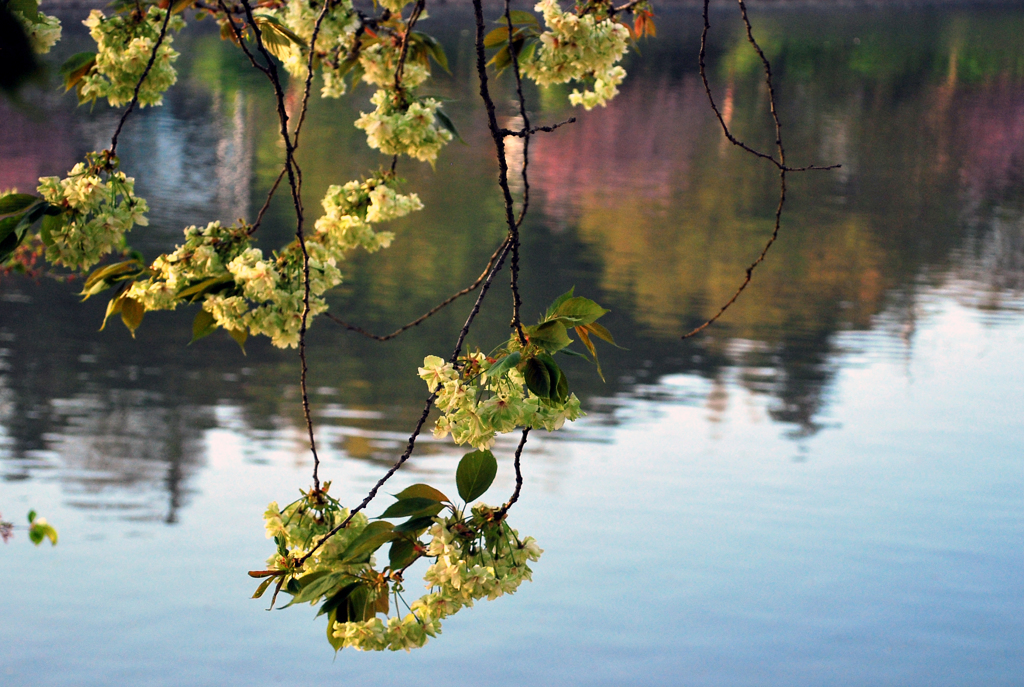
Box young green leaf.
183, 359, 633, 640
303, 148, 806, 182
0, 193, 39, 216
435, 109, 465, 144
388, 538, 419, 570
394, 483, 450, 503
98, 294, 124, 332
537, 353, 568, 402
552, 296, 609, 326
544, 287, 575, 319
377, 497, 444, 520
339, 521, 395, 563
191, 309, 217, 343
523, 356, 551, 398
456, 449, 498, 502
486, 351, 521, 380
393, 515, 437, 533
483, 26, 510, 48
504, 9, 540, 27
528, 320, 572, 353
251, 577, 275, 599
59, 52, 97, 93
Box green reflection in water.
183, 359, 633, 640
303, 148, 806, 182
1, 5, 1023, 516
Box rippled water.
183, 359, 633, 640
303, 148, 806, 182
2, 5, 1023, 685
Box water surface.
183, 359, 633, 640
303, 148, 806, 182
1, 5, 1023, 685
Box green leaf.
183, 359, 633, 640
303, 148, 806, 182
537, 353, 568, 402
523, 357, 551, 398
484, 26, 509, 48
252, 577, 275, 599
0, 193, 39, 215
552, 296, 609, 326
412, 31, 449, 73
28, 519, 57, 546
393, 515, 437, 533
0, 215, 21, 243
81, 260, 144, 298
339, 521, 395, 563
60, 52, 97, 93
39, 213, 60, 248
190, 309, 217, 343
544, 287, 575, 319
288, 571, 352, 606
326, 607, 344, 652
175, 273, 233, 302
377, 497, 444, 520
98, 295, 123, 332
317, 582, 359, 618
8, 0, 39, 21
119, 297, 145, 337
504, 10, 540, 27
456, 449, 498, 502
342, 584, 375, 623
27, 510, 36, 523
394, 483, 450, 503
557, 348, 590, 361
388, 538, 418, 570
0, 216, 25, 263
487, 45, 512, 72
435, 109, 464, 144
528, 320, 572, 353
486, 351, 521, 380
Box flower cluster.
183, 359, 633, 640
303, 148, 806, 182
79, 8, 186, 108
314, 176, 420, 253
263, 498, 372, 573
36, 155, 149, 271
123, 175, 418, 347
419, 353, 584, 450
123, 220, 243, 308
257, 483, 541, 654
266, 0, 361, 98
523, 0, 630, 110
13, 7, 61, 54
358, 42, 430, 90
355, 90, 453, 164
328, 508, 542, 652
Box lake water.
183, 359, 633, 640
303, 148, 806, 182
2, 4, 1023, 685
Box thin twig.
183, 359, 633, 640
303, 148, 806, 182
394, 0, 426, 95
504, 0, 532, 229
683, 0, 796, 340
472, 0, 526, 343
298, 239, 515, 566
236, 0, 324, 490
496, 428, 530, 519
109, 6, 174, 154
695, 1, 838, 174
500, 117, 576, 138
326, 236, 510, 341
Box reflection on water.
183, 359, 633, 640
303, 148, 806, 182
1, 5, 1023, 685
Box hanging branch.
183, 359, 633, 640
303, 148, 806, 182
326, 236, 510, 341
496, 427, 530, 519
109, 5, 174, 154
297, 239, 514, 566
229, 0, 327, 489
472, 0, 528, 343
682, 0, 838, 340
